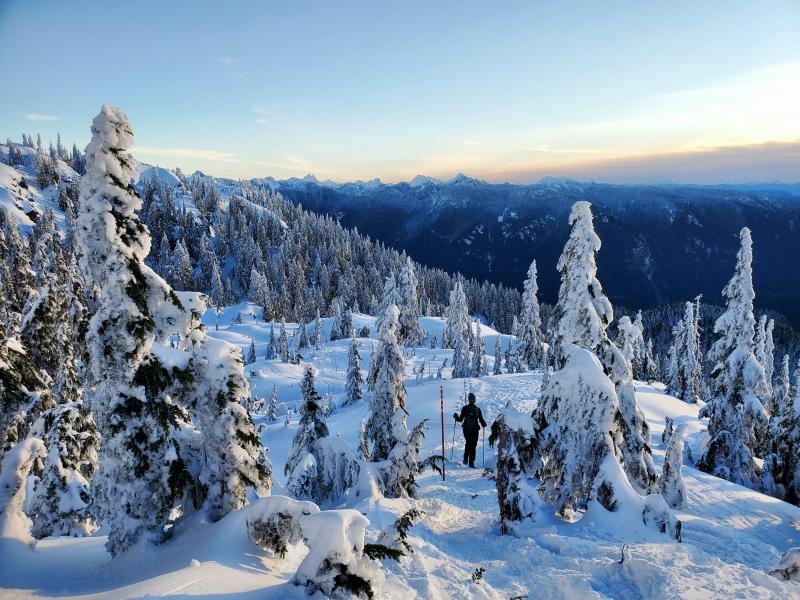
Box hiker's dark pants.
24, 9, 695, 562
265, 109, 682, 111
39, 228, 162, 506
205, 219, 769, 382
463, 430, 479, 467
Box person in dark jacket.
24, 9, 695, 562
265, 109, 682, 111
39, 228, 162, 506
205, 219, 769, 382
453, 392, 487, 468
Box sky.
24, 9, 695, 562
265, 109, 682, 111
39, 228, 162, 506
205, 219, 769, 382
1, 0, 799, 184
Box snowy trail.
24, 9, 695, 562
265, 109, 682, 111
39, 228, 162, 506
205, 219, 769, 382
3, 307, 800, 599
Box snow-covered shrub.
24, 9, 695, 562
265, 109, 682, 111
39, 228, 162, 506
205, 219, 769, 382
373, 508, 423, 556
0, 437, 45, 545
294, 509, 384, 599
28, 402, 97, 538
314, 436, 360, 504
769, 547, 800, 582
592, 455, 682, 541
378, 419, 426, 499
190, 337, 271, 521
532, 344, 624, 518
659, 424, 687, 510
245, 495, 319, 558
491, 408, 538, 534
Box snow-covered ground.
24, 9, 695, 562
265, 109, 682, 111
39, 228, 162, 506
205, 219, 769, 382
2, 303, 799, 599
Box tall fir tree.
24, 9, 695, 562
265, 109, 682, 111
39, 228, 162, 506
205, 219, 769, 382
517, 259, 545, 369
366, 305, 407, 461
344, 337, 363, 406
698, 228, 769, 488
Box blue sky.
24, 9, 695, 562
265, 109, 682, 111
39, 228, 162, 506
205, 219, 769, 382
1, 0, 798, 183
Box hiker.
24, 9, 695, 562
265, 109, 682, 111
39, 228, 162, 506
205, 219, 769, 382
453, 392, 487, 468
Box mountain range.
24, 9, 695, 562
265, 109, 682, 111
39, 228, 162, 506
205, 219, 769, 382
249, 174, 800, 325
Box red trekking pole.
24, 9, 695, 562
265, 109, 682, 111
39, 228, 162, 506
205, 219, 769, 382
440, 386, 446, 481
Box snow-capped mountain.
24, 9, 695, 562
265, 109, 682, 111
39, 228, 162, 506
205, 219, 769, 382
264, 175, 800, 325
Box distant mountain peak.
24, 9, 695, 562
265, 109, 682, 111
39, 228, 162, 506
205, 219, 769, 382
446, 172, 485, 186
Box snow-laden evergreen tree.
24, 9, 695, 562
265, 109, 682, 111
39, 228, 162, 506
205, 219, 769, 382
549, 201, 614, 369
544, 201, 655, 494
397, 257, 423, 345
344, 337, 363, 406
266, 324, 277, 359
75, 106, 193, 554
517, 259, 545, 369
77, 105, 267, 553
631, 311, 647, 377
313, 309, 322, 350
770, 355, 791, 417
698, 228, 769, 488
451, 334, 471, 379
616, 316, 644, 380
267, 385, 279, 422
492, 406, 537, 534
329, 296, 343, 341
375, 274, 402, 335
28, 402, 98, 538
279, 318, 289, 362
379, 419, 425, 498
246, 338, 256, 365
443, 281, 469, 350
764, 318, 775, 395
285, 366, 329, 498
779, 364, 800, 503
366, 305, 407, 461
189, 337, 272, 521
659, 424, 687, 509
669, 302, 703, 403
340, 306, 353, 340
644, 338, 660, 382
470, 322, 486, 377
493, 335, 503, 375
532, 345, 624, 517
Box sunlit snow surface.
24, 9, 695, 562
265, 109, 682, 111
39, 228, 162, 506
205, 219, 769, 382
1, 302, 799, 599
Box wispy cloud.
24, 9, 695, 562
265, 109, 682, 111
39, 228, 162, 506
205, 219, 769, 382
132, 146, 237, 162
24, 113, 60, 121
229, 71, 248, 79
216, 56, 238, 65
254, 154, 334, 175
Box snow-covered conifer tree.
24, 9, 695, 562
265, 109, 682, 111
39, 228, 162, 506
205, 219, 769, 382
366, 305, 407, 461
517, 259, 545, 369
443, 281, 469, 350
532, 345, 624, 517
344, 337, 363, 406
267, 324, 277, 359
75, 106, 194, 554
659, 424, 687, 509
267, 385, 279, 422
246, 338, 256, 365
285, 366, 329, 495
189, 338, 272, 520
279, 318, 289, 362
28, 402, 98, 538
397, 257, 423, 345
329, 297, 343, 341
698, 228, 769, 488
493, 335, 503, 375
471, 323, 485, 377
549, 201, 614, 368
492, 407, 536, 534
313, 309, 322, 350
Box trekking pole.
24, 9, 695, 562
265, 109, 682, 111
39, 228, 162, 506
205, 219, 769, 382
482, 424, 485, 468
450, 412, 457, 461
440, 386, 446, 481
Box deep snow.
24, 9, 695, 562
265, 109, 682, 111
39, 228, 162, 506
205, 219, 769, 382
1, 303, 799, 599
